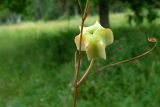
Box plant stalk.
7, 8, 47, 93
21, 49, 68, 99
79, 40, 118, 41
73, 1, 90, 107
73, 18, 84, 107
77, 58, 94, 86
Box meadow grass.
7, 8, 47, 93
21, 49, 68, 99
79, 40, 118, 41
0, 13, 160, 107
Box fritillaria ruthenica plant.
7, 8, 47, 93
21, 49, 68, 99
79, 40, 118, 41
73, 0, 157, 107
75, 21, 114, 60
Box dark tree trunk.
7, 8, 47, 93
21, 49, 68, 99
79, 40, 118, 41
98, 0, 110, 28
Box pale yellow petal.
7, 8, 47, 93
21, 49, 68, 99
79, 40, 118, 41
93, 27, 114, 46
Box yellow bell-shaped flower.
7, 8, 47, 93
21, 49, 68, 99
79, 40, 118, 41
75, 21, 114, 60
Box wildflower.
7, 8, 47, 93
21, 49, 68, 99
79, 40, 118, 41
75, 21, 114, 60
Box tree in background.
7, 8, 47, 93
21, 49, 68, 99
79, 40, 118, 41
126, 0, 159, 25
0, 0, 159, 24
0, 0, 79, 22
98, 0, 110, 27
25, 0, 75, 20
93, 0, 159, 27
0, 0, 28, 23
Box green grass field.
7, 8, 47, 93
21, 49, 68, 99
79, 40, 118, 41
0, 13, 160, 107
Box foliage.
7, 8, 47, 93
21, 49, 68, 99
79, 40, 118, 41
0, 0, 159, 24
124, 0, 159, 24
0, 14, 160, 106
24, 0, 64, 20
0, 0, 79, 22
96, 0, 159, 24
0, 0, 28, 13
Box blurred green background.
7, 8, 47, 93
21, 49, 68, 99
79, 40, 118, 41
0, 0, 160, 107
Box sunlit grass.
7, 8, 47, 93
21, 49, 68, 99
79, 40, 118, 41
0, 13, 127, 31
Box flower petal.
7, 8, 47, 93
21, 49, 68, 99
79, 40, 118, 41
85, 38, 106, 60
93, 27, 114, 46
74, 32, 91, 51
83, 21, 101, 34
